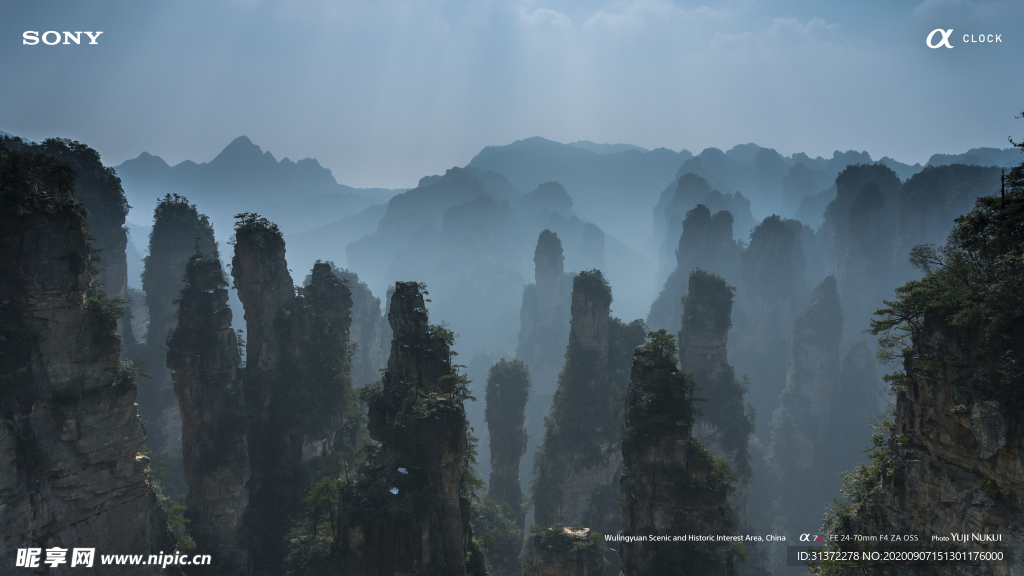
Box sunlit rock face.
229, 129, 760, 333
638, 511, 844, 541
525, 527, 606, 576
0, 145, 172, 575
825, 311, 1024, 576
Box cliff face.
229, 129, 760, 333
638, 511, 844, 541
524, 527, 606, 576
0, 144, 171, 574
0, 137, 132, 340
332, 267, 389, 387
770, 276, 843, 474
620, 336, 735, 576
485, 359, 531, 529
680, 271, 753, 527
140, 194, 219, 496
648, 204, 740, 335
231, 214, 293, 381
821, 172, 1024, 575
354, 281, 479, 574
824, 313, 1024, 576
166, 254, 249, 574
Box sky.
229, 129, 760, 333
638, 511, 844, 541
2, 0, 1022, 188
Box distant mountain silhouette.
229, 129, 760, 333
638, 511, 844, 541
467, 137, 691, 250
567, 140, 649, 154
115, 136, 400, 234
926, 147, 1021, 168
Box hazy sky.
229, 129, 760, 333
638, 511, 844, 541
3, 0, 1021, 188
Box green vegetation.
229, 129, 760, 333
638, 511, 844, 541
140, 445, 195, 552
622, 330, 699, 451
83, 289, 124, 342
470, 498, 522, 575
681, 270, 735, 336
233, 212, 284, 250
0, 140, 82, 217
571, 268, 612, 305
680, 271, 754, 468
114, 356, 151, 389
870, 150, 1024, 406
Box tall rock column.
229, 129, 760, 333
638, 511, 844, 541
679, 270, 753, 526
232, 216, 358, 576
647, 204, 740, 334
517, 230, 572, 493
166, 254, 249, 575
732, 215, 807, 435
0, 144, 172, 574
352, 281, 480, 574
532, 270, 619, 529
230, 213, 293, 381
620, 334, 735, 576
485, 359, 531, 528
140, 194, 218, 496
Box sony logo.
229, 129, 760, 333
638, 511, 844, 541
23, 31, 103, 45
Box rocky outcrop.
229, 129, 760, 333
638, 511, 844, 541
620, 336, 735, 576
532, 270, 646, 540
0, 143, 172, 574
232, 215, 358, 576
316, 265, 389, 387
680, 270, 753, 527
231, 214, 293, 381
824, 311, 1024, 576
350, 281, 481, 574
517, 230, 572, 491
769, 276, 843, 474
140, 194, 219, 497
525, 527, 606, 576
166, 254, 249, 574
654, 173, 754, 286
0, 136, 132, 340
486, 359, 531, 529
893, 164, 1002, 280
821, 173, 1024, 575
648, 205, 740, 335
